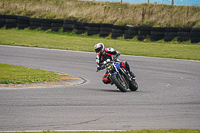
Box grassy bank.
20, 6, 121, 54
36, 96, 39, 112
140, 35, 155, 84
0, 63, 60, 84
0, 0, 200, 27
0, 28, 200, 60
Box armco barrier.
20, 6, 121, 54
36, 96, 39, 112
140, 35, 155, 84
0, 14, 200, 43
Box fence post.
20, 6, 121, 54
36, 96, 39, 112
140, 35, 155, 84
171, 0, 174, 5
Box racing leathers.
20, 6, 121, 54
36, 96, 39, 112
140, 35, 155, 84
96, 48, 132, 84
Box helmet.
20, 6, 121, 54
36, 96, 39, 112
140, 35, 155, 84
94, 43, 105, 54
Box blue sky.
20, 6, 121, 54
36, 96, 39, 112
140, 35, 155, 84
95, 0, 200, 6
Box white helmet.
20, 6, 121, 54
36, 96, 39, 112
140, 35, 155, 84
94, 43, 105, 54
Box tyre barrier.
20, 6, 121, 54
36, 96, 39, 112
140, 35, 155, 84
0, 15, 6, 28
150, 27, 165, 41
190, 28, 200, 43
51, 19, 63, 32
164, 27, 178, 42
87, 23, 101, 36
5, 15, 18, 29
124, 26, 139, 39
30, 18, 42, 30
41, 18, 52, 31
0, 14, 200, 43
138, 26, 152, 41
18, 16, 30, 29
111, 25, 125, 39
63, 19, 76, 32
177, 27, 191, 42
74, 21, 87, 34
99, 23, 113, 37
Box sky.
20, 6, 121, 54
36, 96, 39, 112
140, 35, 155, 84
95, 0, 200, 6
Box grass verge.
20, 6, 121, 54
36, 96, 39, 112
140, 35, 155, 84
11, 129, 200, 133
0, 63, 60, 84
0, 28, 200, 60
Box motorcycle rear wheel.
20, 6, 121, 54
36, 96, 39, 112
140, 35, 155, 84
111, 74, 128, 92
129, 81, 138, 91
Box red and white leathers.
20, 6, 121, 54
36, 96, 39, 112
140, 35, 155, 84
96, 48, 130, 84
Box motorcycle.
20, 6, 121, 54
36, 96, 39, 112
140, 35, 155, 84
97, 59, 138, 92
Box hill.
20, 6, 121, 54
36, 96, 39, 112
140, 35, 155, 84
0, 0, 200, 27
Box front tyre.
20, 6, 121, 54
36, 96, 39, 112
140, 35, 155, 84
129, 81, 138, 91
111, 74, 128, 92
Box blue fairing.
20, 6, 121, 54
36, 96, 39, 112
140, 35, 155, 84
114, 62, 121, 70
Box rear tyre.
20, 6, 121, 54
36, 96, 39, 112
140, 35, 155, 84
111, 74, 128, 92
129, 81, 138, 91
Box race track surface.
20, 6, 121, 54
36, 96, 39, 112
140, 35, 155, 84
0, 45, 200, 131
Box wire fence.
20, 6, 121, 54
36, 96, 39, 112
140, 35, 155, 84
80, 0, 200, 6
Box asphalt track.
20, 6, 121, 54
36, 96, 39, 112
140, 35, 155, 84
0, 45, 200, 131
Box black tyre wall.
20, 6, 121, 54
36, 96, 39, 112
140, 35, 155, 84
74, 21, 88, 34
138, 26, 152, 41
30, 18, 42, 29
51, 19, 63, 32
111, 25, 125, 39
164, 27, 178, 42
124, 26, 139, 39
177, 27, 191, 42
190, 28, 200, 43
41, 19, 52, 30
150, 27, 165, 41
18, 16, 30, 29
5, 15, 18, 29
0, 15, 6, 28
63, 19, 76, 32
99, 23, 113, 37
87, 23, 101, 36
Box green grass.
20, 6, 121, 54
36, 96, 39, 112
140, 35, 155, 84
0, 28, 200, 61
1, 0, 200, 27
0, 63, 60, 84
12, 129, 200, 133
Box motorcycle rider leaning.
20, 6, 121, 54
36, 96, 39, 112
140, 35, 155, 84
94, 43, 135, 84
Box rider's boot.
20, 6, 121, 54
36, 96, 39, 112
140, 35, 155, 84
126, 71, 136, 81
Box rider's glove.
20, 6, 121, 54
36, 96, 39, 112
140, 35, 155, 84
97, 65, 105, 71
97, 66, 102, 70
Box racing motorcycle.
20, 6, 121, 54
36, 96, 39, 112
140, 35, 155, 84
97, 59, 138, 92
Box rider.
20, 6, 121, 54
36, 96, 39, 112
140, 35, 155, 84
94, 43, 135, 84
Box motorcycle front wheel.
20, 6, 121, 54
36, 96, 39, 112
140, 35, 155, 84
111, 74, 128, 92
